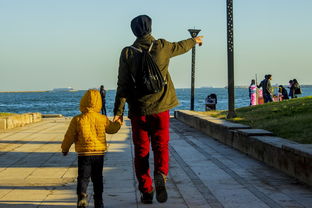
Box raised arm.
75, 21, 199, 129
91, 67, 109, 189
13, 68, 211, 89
168, 36, 203, 58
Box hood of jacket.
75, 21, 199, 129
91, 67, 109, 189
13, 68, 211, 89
131, 15, 152, 37
132, 34, 155, 49
80, 89, 102, 113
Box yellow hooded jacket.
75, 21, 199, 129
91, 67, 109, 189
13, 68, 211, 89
61, 89, 121, 156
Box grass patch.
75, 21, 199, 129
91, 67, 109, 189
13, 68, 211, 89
199, 96, 312, 144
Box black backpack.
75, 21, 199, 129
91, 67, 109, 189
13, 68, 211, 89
130, 41, 166, 95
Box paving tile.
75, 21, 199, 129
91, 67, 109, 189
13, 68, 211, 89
1, 117, 312, 208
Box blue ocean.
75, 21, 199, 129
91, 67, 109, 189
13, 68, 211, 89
1, 87, 312, 117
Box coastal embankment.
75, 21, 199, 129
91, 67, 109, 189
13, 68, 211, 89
200, 96, 312, 144
0, 91, 49, 93
0, 113, 42, 130
175, 110, 312, 186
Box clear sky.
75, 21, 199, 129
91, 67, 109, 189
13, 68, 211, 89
0, 0, 311, 91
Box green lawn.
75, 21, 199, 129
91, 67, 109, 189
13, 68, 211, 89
199, 96, 312, 144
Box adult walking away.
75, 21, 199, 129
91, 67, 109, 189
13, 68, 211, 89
113, 15, 203, 204
99, 85, 107, 115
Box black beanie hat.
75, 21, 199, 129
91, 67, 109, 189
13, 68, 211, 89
131, 15, 152, 37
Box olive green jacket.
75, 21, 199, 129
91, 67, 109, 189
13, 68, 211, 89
114, 34, 196, 117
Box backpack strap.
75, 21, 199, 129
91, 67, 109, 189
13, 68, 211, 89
129, 41, 167, 86
148, 41, 154, 52
130, 41, 156, 53
129, 46, 143, 53
148, 41, 168, 84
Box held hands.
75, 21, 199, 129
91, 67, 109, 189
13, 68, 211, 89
194, 36, 204, 46
113, 115, 123, 125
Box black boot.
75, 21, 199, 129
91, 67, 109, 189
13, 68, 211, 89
140, 189, 154, 204
94, 194, 104, 208
77, 193, 88, 208
154, 172, 168, 203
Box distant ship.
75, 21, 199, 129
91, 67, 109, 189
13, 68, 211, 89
51, 87, 77, 92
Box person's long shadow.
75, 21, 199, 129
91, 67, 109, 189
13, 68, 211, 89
0, 152, 77, 167
0, 183, 77, 207
0, 119, 134, 207
0, 204, 75, 207
0, 141, 61, 144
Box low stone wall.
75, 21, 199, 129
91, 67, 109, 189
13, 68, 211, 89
174, 110, 312, 186
0, 113, 42, 130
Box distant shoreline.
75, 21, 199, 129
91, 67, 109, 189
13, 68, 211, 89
0, 90, 84, 93
0, 91, 49, 93
1, 85, 312, 93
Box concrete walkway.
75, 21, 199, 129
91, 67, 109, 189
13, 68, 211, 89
0, 117, 312, 208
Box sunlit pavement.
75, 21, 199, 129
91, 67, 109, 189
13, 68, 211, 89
0, 117, 312, 208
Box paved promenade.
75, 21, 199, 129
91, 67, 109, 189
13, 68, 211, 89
0, 117, 312, 208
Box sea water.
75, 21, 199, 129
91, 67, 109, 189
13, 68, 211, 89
0, 87, 311, 117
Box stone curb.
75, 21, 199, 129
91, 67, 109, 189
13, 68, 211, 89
174, 110, 312, 186
0, 112, 42, 130
42, 114, 64, 118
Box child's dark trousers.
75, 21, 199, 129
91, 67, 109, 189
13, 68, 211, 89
77, 155, 104, 199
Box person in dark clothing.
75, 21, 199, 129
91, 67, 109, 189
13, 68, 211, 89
257, 75, 268, 104
278, 85, 289, 100
288, 80, 295, 98
257, 74, 272, 103
263, 74, 273, 103
293, 79, 302, 98
205, 93, 217, 110
257, 75, 267, 89
99, 85, 107, 115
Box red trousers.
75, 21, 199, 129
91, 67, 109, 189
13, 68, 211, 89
131, 110, 170, 193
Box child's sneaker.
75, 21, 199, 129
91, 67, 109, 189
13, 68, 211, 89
77, 193, 88, 208
94, 201, 104, 208
140, 189, 154, 204
154, 172, 167, 203
94, 195, 104, 208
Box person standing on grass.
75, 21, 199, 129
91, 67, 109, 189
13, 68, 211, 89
293, 79, 302, 98
288, 80, 295, 98
263, 74, 273, 103
249, 79, 257, 105
257, 75, 268, 101
113, 15, 203, 204
278, 85, 289, 100
62, 89, 121, 208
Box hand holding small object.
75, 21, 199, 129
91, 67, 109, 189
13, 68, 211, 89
194, 36, 204, 46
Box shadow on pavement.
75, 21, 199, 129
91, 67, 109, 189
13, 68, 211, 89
0, 141, 61, 144
0, 202, 76, 208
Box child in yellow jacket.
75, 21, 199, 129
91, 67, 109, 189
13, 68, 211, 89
61, 89, 121, 208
